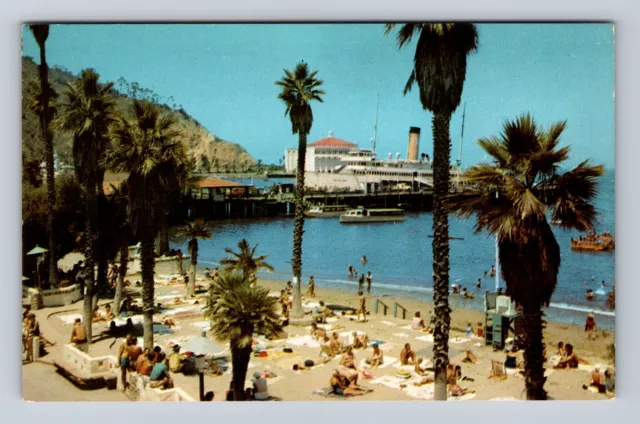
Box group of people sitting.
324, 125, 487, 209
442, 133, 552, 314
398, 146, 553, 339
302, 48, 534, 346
117, 335, 199, 392
312, 326, 371, 358
583, 365, 615, 394
553, 341, 580, 369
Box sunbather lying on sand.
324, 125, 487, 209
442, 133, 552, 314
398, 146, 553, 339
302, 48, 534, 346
400, 343, 416, 365
351, 331, 369, 349
446, 364, 473, 397
365, 343, 384, 367
292, 357, 332, 371
330, 369, 372, 396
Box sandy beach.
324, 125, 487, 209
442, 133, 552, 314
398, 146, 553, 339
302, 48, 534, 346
28, 269, 615, 402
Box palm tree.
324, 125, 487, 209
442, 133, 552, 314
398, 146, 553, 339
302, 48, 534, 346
103, 183, 131, 316
176, 219, 212, 297
104, 100, 188, 349
385, 23, 478, 400
57, 69, 115, 346
28, 24, 58, 288
220, 239, 274, 283
205, 270, 282, 400
275, 61, 324, 319
447, 114, 603, 399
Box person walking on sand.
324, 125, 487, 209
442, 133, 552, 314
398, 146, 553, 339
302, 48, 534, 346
118, 335, 133, 391
306, 276, 316, 298
176, 250, 184, 275
366, 272, 372, 294
585, 312, 597, 340
357, 291, 367, 322
358, 274, 365, 293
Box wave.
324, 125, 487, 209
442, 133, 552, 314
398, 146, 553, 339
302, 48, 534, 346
548, 302, 615, 317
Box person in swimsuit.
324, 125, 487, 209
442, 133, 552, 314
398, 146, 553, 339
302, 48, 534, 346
329, 332, 344, 356
357, 292, 367, 322
358, 274, 365, 293
555, 343, 579, 369
340, 346, 358, 379
347, 265, 353, 279
400, 343, 416, 365
329, 369, 371, 396
118, 335, 133, 391
351, 331, 369, 349
585, 313, 596, 340
412, 311, 426, 330
366, 343, 384, 367
306, 276, 316, 297
310, 323, 327, 341
366, 272, 372, 294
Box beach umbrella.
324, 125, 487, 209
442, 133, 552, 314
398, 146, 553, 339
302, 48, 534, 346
57, 251, 85, 272
26, 245, 48, 256
182, 330, 226, 356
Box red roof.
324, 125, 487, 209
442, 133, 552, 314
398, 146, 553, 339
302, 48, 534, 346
309, 137, 357, 148
195, 178, 246, 189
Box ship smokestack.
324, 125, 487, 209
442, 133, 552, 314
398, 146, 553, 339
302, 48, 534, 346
407, 127, 421, 162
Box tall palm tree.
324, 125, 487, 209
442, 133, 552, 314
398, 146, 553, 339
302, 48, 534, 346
176, 218, 212, 297
385, 23, 478, 400
205, 270, 282, 400
448, 114, 603, 399
275, 62, 324, 319
104, 100, 188, 349
28, 24, 58, 288
103, 183, 131, 316
57, 69, 115, 346
220, 239, 274, 282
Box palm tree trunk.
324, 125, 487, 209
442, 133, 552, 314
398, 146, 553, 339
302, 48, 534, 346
140, 235, 156, 350
522, 302, 547, 400
83, 188, 97, 348
290, 132, 307, 319
431, 111, 452, 401
113, 243, 128, 316
231, 334, 252, 401
36, 31, 58, 288
188, 240, 197, 297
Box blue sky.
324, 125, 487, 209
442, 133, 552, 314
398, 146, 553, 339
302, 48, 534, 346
22, 23, 615, 168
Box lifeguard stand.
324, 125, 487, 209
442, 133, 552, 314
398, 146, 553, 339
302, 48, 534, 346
483, 292, 520, 350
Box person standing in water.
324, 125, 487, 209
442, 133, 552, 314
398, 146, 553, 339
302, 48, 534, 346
476, 278, 481, 289
347, 265, 353, 279
366, 272, 372, 294
361, 255, 367, 265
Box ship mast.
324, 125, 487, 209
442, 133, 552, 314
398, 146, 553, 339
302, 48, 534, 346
457, 101, 466, 168
371, 93, 379, 157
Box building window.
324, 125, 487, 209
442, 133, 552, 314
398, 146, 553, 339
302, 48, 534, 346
201, 188, 210, 200
191, 188, 201, 199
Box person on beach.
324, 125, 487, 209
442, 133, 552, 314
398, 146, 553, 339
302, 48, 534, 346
310, 323, 327, 341
415, 357, 432, 375
25, 313, 40, 363
291, 356, 331, 371
329, 332, 345, 356
556, 341, 565, 356
451, 284, 460, 294
504, 345, 521, 369
108, 262, 119, 289
555, 343, 579, 369
348, 265, 354, 279
361, 256, 367, 265
118, 335, 133, 391
169, 344, 188, 373
604, 368, 615, 392
70, 318, 88, 352
357, 291, 367, 322
583, 366, 606, 393
476, 278, 481, 289
330, 369, 371, 396
340, 346, 357, 371
351, 331, 369, 349
358, 274, 365, 293
400, 343, 416, 365
465, 322, 473, 337
601, 280, 606, 287
149, 353, 174, 389
127, 336, 143, 370
476, 321, 484, 338
365, 343, 384, 367
462, 349, 477, 364
585, 312, 597, 340
286, 280, 293, 294
135, 348, 152, 375
312, 301, 329, 323
489, 265, 496, 278
586, 289, 595, 301
307, 276, 315, 298
251, 371, 270, 400
412, 311, 426, 330
366, 272, 372, 294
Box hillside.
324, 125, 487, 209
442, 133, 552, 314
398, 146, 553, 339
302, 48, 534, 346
21, 56, 255, 172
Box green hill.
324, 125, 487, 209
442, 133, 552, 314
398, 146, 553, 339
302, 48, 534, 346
22, 56, 255, 173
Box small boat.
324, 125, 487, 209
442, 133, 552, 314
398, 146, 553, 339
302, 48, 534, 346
339, 207, 406, 224
571, 232, 615, 252
305, 205, 349, 218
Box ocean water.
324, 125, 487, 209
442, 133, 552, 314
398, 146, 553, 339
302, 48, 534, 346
174, 171, 615, 329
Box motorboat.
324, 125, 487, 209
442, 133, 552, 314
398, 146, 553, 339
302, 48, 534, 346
339, 207, 406, 223
305, 205, 349, 218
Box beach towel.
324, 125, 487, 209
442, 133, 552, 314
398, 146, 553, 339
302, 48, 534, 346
312, 388, 343, 399
379, 343, 396, 353
474, 342, 484, 347
370, 375, 411, 390
325, 317, 339, 323
380, 320, 397, 327
416, 334, 434, 343
393, 333, 409, 339
285, 335, 321, 349
405, 383, 435, 400
449, 337, 470, 344
400, 325, 413, 330
339, 331, 366, 346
